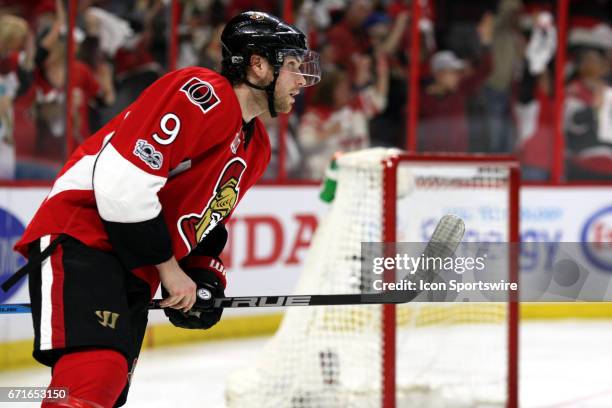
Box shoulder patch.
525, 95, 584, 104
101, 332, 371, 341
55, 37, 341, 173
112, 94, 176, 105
133, 139, 163, 170
180, 77, 221, 114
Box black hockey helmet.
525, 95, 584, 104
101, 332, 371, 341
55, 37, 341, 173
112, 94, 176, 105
220, 11, 321, 116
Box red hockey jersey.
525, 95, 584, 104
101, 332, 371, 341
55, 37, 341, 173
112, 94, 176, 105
15, 67, 271, 288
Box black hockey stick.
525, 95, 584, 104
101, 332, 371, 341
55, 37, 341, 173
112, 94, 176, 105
0, 215, 465, 314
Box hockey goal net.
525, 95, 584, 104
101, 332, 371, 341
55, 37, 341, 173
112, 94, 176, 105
226, 148, 519, 408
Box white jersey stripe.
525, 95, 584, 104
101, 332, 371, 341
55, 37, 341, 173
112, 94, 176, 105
39, 235, 53, 350
94, 144, 167, 223
47, 132, 115, 200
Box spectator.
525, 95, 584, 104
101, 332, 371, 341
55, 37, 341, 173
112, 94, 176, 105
80, 6, 127, 129
130, 0, 168, 68
316, 42, 339, 75
0, 14, 34, 179
385, 0, 437, 59
419, 14, 493, 153
295, 0, 334, 43
364, 11, 409, 56
298, 54, 388, 179
198, 24, 224, 72
483, 0, 523, 153
31, 0, 114, 164
326, 0, 372, 77
33, 0, 58, 35
364, 10, 411, 148
515, 11, 557, 181
82, 6, 133, 63
176, 0, 225, 70
111, 1, 164, 117
564, 46, 612, 180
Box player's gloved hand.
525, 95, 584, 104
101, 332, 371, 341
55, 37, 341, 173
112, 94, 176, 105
162, 256, 226, 330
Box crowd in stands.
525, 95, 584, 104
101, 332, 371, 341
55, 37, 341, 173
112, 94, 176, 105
0, 0, 610, 182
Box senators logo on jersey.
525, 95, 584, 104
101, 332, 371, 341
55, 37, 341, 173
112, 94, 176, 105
181, 77, 221, 114
178, 158, 247, 251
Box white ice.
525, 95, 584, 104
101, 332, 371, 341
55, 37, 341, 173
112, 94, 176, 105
1, 321, 612, 407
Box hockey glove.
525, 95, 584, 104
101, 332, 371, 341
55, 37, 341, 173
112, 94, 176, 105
162, 256, 226, 330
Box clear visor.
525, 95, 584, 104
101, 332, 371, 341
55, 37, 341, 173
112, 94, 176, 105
278, 49, 321, 87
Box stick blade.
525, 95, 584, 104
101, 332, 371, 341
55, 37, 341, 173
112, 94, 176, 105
424, 214, 466, 258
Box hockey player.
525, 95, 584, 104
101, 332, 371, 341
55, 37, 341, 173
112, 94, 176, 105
3, 11, 320, 408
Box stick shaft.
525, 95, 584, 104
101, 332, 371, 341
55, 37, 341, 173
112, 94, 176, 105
0, 291, 419, 314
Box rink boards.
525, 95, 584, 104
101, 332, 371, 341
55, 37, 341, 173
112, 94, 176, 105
0, 183, 611, 370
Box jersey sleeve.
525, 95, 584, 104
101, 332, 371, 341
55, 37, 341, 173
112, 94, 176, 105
92, 68, 237, 269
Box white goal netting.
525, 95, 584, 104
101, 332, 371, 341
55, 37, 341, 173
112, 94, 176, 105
226, 148, 516, 408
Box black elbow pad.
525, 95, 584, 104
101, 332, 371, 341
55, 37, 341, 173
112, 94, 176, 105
103, 211, 173, 269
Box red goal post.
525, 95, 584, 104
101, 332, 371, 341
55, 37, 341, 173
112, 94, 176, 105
381, 154, 520, 408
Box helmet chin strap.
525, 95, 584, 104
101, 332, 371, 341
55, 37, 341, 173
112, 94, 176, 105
244, 66, 281, 117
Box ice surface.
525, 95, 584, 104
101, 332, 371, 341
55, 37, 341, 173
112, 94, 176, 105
1, 321, 612, 407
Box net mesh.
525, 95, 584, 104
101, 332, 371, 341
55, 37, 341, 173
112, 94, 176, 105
225, 148, 513, 408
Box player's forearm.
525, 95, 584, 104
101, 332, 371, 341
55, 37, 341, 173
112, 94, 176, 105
156, 256, 180, 275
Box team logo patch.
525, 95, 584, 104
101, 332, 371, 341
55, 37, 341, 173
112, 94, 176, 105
133, 139, 163, 170
181, 77, 221, 114
178, 157, 247, 251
